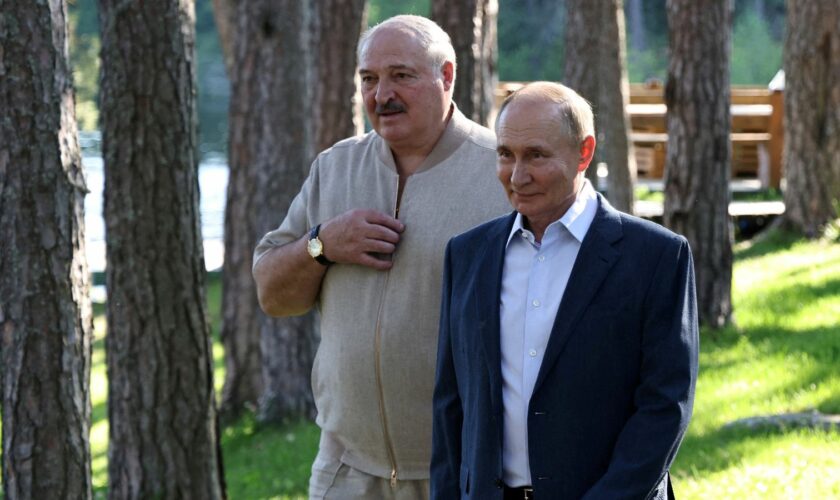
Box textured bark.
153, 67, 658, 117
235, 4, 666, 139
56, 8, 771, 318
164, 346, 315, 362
664, 0, 733, 328
598, 0, 636, 214
98, 0, 225, 497
432, 0, 498, 127
224, 0, 317, 422
312, 0, 367, 152
0, 0, 93, 497
565, 0, 636, 212
781, 0, 840, 237
212, 0, 235, 76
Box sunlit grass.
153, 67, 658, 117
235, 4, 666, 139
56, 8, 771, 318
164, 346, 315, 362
670, 231, 840, 498
6, 229, 839, 499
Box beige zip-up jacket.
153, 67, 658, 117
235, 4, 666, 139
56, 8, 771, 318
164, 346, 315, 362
254, 107, 510, 481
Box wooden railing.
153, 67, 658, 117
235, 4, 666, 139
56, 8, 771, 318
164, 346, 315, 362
495, 82, 784, 189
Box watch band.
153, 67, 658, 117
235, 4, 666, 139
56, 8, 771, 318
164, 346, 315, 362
309, 224, 333, 265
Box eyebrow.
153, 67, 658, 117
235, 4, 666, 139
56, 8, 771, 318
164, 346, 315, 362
359, 64, 416, 73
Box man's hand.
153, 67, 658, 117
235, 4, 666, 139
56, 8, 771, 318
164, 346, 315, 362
319, 209, 405, 270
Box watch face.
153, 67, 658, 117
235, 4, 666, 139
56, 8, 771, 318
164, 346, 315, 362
307, 237, 323, 258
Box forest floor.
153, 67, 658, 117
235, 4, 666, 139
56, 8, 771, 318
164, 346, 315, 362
79, 227, 839, 498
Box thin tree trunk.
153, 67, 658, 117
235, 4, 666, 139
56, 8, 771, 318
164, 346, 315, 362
566, 0, 636, 212
0, 0, 93, 497
224, 0, 317, 423
599, 0, 636, 214
312, 0, 367, 152
432, 0, 499, 127
98, 0, 225, 497
781, 0, 840, 237
565, 0, 602, 188
215, 0, 266, 413
664, 0, 733, 328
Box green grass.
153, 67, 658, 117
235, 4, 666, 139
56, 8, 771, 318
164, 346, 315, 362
11, 229, 840, 499
670, 232, 840, 499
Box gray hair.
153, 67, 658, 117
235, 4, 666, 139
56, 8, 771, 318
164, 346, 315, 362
497, 81, 595, 144
357, 15, 457, 76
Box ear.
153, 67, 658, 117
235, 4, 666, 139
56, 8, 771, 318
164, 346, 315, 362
441, 61, 455, 91
577, 135, 596, 172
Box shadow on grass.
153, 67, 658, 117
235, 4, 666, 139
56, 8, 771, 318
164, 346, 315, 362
734, 227, 802, 261
221, 413, 319, 498
674, 421, 839, 478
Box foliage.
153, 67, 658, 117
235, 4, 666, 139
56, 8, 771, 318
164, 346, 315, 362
731, 12, 783, 85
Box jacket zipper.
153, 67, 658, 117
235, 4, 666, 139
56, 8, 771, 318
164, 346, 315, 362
373, 176, 403, 488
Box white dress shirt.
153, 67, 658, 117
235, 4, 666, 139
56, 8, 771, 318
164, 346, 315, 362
499, 180, 598, 487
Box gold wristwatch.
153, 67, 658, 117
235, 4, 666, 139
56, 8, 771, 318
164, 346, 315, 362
307, 224, 333, 266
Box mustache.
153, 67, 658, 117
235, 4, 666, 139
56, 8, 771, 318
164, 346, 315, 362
375, 101, 406, 114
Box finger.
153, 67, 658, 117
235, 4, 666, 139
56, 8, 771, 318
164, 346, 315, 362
365, 224, 402, 244
357, 253, 394, 271
365, 210, 405, 232
364, 239, 396, 255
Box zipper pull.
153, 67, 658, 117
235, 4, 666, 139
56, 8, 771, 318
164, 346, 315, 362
390, 468, 397, 488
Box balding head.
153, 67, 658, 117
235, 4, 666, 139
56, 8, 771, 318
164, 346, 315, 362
497, 81, 595, 146
357, 15, 457, 78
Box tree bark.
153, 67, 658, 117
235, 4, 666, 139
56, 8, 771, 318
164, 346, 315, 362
598, 0, 636, 214
565, 0, 602, 188
0, 0, 93, 497
312, 0, 367, 152
664, 0, 733, 328
98, 0, 225, 497
565, 0, 636, 213
432, 0, 499, 127
781, 0, 840, 237
224, 0, 318, 423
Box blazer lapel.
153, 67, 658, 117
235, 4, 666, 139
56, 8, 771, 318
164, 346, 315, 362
532, 196, 623, 395
474, 212, 516, 417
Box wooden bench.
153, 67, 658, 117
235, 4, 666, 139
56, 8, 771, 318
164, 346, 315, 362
494, 82, 784, 189
627, 84, 784, 188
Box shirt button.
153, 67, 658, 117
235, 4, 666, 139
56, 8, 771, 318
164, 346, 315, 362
529, 349, 537, 357
538, 255, 545, 262
532, 299, 540, 307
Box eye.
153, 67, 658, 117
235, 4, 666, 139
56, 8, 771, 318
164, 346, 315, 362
395, 72, 413, 80
497, 149, 512, 159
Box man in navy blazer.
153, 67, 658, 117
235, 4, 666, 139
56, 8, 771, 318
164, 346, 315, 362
431, 82, 699, 500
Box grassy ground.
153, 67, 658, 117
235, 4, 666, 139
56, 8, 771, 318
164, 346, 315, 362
47, 229, 840, 498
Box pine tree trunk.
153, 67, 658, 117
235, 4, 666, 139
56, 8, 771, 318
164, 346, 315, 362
98, 0, 225, 497
0, 1, 93, 497
565, 0, 636, 212
664, 0, 733, 328
223, 0, 318, 423
599, 0, 636, 214
432, 0, 498, 127
781, 0, 840, 237
565, 0, 602, 188
312, 0, 367, 152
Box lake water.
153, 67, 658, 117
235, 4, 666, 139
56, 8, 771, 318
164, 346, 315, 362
83, 154, 228, 274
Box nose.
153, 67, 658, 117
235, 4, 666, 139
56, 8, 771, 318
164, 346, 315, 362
375, 79, 395, 104
510, 161, 531, 188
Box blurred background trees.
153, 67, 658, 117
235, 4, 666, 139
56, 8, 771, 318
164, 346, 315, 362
67, 0, 788, 159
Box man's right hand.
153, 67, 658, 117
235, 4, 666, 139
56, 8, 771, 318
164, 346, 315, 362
319, 209, 405, 270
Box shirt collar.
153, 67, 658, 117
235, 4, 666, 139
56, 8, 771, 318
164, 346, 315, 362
505, 179, 599, 248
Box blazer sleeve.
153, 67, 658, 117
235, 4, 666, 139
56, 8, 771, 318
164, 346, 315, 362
583, 237, 700, 500
430, 240, 464, 499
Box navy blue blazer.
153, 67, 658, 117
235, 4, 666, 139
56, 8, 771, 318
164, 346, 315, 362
431, 195, 699, 500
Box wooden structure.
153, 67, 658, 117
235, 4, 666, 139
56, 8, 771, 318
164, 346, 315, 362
495, 82, 785, 189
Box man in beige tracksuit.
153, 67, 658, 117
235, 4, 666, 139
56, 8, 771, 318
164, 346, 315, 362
252, 15, 510, 499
